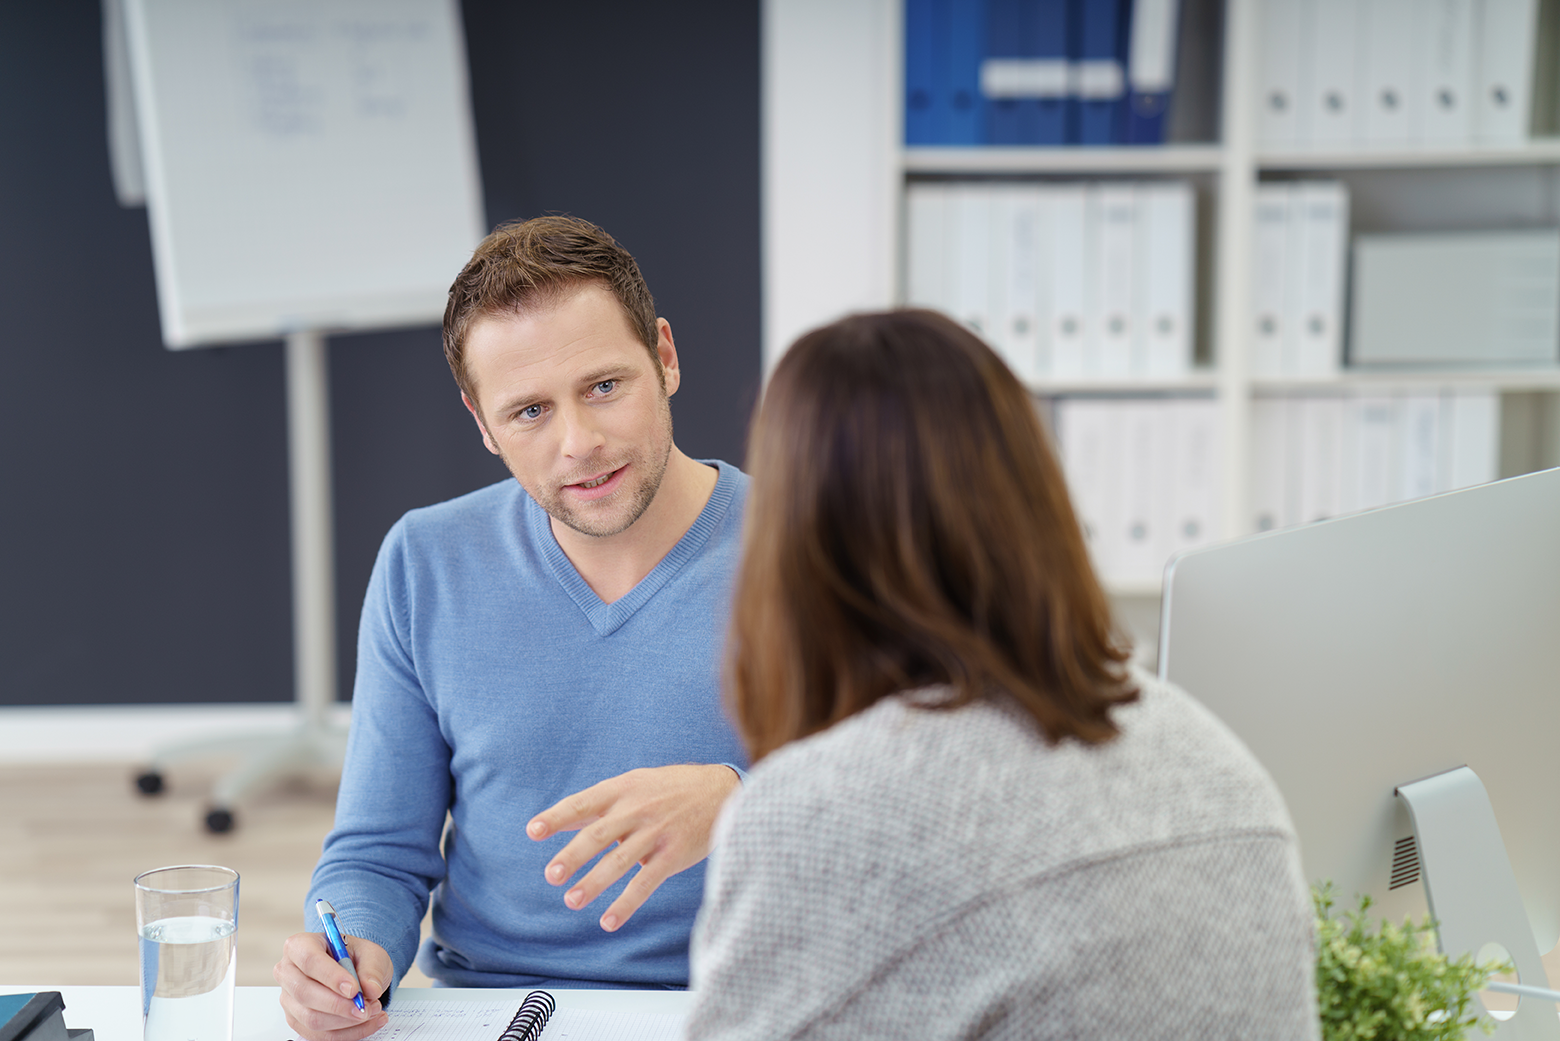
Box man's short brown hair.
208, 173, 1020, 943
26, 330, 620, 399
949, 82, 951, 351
443, 215, 659, 401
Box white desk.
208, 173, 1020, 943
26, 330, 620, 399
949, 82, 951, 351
0, 985, 691, 1041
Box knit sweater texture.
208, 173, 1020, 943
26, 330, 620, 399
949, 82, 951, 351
307, 461, 749, 991
686, 670, 1319, 1039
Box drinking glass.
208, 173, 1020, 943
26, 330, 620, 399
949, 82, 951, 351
134, 865, 239, 1041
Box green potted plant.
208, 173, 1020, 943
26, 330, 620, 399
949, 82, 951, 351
1314, 885, 1510, 1040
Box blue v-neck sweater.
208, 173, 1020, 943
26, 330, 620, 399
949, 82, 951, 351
307, 461, 750, 992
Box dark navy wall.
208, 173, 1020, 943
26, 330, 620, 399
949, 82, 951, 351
0, 1, 761, 705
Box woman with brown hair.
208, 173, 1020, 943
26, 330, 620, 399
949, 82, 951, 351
684, 310, 1317, 1039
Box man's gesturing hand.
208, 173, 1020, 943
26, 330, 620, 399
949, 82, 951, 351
274, 931, 391, 1041
527, 763, 740, 932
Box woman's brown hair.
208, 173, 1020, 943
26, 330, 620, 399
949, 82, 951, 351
728, 309, 1137, 763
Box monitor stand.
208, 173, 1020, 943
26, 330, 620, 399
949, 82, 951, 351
1398, 766, 1560, 1039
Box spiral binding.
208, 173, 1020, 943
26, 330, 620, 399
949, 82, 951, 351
498, 990, 557, 1041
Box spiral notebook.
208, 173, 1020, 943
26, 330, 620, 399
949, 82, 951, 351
365, 992, 684, 1041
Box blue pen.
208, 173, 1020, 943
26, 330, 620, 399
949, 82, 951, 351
315, 899, 366, 1011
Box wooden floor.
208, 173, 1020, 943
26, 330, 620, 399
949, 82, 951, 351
0, 760, 433, 988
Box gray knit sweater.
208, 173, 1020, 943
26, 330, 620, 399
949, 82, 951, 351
685, 670, 1318, 1040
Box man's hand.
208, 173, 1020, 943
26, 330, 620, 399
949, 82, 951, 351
274, 931, 392, 1041
527, 763, 740, 932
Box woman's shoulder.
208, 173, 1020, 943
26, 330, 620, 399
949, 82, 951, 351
723, 690, 995, 851
749, 666, 1271, 776
732, 668, 1295, 862
743, 688, 993, 791
1113, 666, 1292, 816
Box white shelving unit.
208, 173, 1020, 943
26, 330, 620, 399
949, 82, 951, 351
905, 144, 1226, 174
1258, 138, 1560, 171
763, 0, 1560, 656
1016, 372, 1221, 394
1254, 370, 1560, 392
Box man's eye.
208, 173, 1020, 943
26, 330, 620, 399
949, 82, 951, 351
594, 380, 616, 395
520, 404, 543, 421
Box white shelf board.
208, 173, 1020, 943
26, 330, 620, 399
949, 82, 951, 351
1106, 580, 1164, 599
1252, 368, 1560, 392
1026, 372, 1221, 395
1258, 139, 1560, 171
904, 145, 1224, 175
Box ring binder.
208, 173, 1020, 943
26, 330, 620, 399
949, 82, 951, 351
498, 991, 557, 1041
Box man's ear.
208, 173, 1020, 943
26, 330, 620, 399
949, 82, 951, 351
462, 392, 500, 455
656, 318, 681, 398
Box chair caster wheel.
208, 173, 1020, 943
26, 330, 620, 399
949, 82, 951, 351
135, 771, 165, 796
204, 807, 235, 834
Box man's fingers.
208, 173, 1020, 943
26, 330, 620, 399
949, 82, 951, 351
282, 1005, 389, 1041
286, 997, 385, 1033
275, 931, 388, 1041
556, 827, 658, 909
536, 764, 736, 925
599, 857, 674, 932
285, 931, 386, 1004
275, 956, 376, 1021
281, 932, 360, 998
527, 776, 620, 840
348, 935, 393, 1002
542, 797, 657, 889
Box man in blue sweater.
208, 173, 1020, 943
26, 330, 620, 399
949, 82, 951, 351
274, 216, 750, 1040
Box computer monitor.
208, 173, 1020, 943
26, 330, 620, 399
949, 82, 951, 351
1158, 466, 1560, 954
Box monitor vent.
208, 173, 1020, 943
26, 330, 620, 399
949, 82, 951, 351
1390, 836, 1421, 890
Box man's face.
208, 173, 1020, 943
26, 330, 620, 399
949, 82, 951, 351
462, 284, 679, 539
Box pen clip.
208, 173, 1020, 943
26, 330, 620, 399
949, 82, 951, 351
315, 900, 346, 948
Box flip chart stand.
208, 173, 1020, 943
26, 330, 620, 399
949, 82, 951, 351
135, 331, 348, 832
1397, 766, 1560, 1040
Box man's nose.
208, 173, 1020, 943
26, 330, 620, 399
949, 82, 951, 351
558, 401, 607, 459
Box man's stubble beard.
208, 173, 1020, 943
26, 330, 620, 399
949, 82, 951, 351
516, 390, 675, 539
